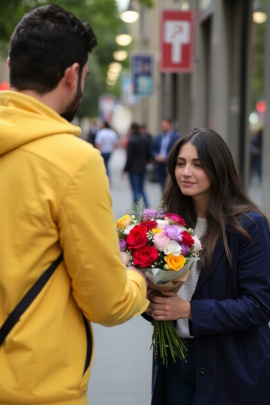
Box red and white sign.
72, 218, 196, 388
160, 10, 194, 73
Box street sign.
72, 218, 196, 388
98, 95, 116, 122
121, 74, 140, 106
131, 54, 154, 96
160, 10, 194, 73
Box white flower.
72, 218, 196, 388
124, 224, 137, 235
193, 235, 202, 253
156, 219, 169, 230
120, 252, 130, 266
164, 240, 182, 256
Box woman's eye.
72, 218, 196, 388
176, 162, 184, 167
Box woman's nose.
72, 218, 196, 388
182, 164, 192, 176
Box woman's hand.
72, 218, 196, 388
149, 290, 192, 321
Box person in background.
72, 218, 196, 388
95, 120, 119, 183
151, 118, 180, 191
86, 118, 99, 146
146, 128, 270, 405
250, 128, 263, 183
122, 122, 151, 208
140, 123, 152, 142
0, 5, 148, 405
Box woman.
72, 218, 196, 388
147, 128, 270, 405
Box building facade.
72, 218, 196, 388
130, 0, 253, 191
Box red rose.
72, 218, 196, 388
182, 231, 194, 247
133, 246, 159, 268
140, 220, 158, 230
126, 224, 148, 249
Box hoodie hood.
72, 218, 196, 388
0, 91, 81, 156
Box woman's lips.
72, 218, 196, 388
181, 181, 195, 187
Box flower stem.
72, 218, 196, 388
151, 289, 187, 367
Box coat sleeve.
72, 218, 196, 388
58, 149, 148, 326
190, 213, 270, 335
151, 135, 160, 160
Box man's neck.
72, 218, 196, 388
12, 87, 64, 115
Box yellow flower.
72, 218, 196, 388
152, 228, 162, 234
115, 214, 132, 230
164, 254, 186, 271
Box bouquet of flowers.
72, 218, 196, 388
115, 201, 202, 367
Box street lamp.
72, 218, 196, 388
253, 1, 267, 24
120, 1, 139, 23
181, 1, 190, 11
115, 24, 132, 46
113, 50, 128, 61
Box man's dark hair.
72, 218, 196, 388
130, 122, 140, 132
161, 117, 172, 125
9, 4, 97, 93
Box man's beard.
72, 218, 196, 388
61, 77, 83, 123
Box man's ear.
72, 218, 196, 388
7, 57, 10, 70
63, 63, 80, 90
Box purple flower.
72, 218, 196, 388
119, 239, 127, 252
163, 225, 183, 241
156, 209, 165, 219
180, 243, 190, 256
143, 208, 158, 220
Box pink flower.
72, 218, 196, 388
193, 235, 202, 252
163, 225, 183, 241
153, 233, 170, 252
164, 213, 186, 227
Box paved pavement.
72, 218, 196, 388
87, 148, 161, 405
87, 147, 263, 405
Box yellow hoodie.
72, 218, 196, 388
0, 91, 148, 405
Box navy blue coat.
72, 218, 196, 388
151, 131, 180, 162
150, 212, 270, 405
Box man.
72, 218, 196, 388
86, 118, 99, 146
140, 123, 152, 142
122, 122, 151, 207
0, 5, 148, 405
151, 118, 180, 190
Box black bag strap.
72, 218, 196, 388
0, 253, 63, 346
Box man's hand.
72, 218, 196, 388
155, 154, 166, 163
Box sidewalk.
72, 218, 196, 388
88, 148, 159, 405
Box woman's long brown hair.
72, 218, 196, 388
163, 128, 269, 270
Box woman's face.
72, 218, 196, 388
175, 142, 211, 207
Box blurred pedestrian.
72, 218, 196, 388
95, 120, 119, 183
151, 118, 180, 191
140, 123, 152, 142
122, 122, 151, 207
0, 5, 148, 405
86, 118, 99, 145
250, 128, 263, 183
146, 128, 270, 405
